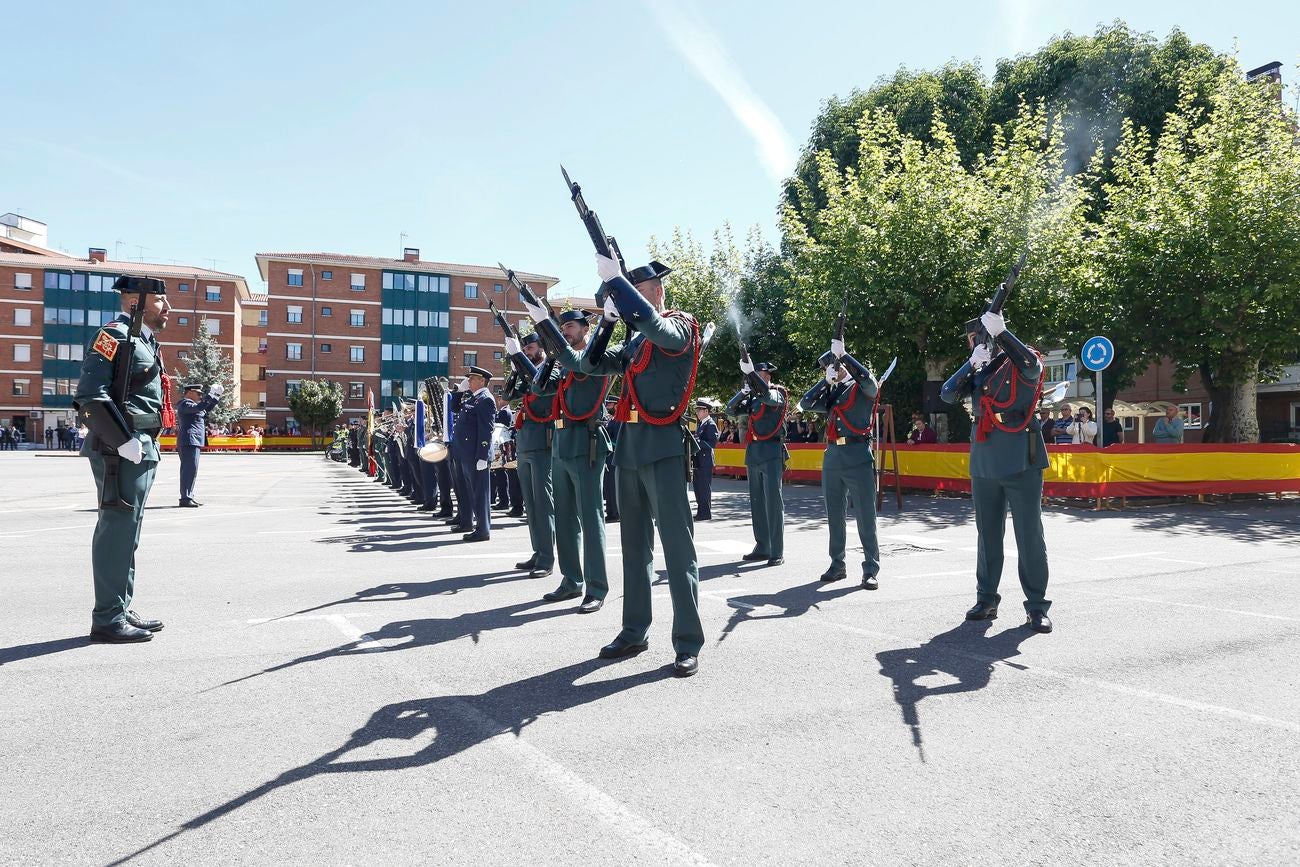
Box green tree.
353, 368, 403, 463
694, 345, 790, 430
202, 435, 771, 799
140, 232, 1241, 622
1100, 65, 1300, 441
287, 379, 345, 447
183, 320, 248, 427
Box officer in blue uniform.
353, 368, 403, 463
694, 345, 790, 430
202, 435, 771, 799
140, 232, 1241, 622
452, 366, 497, 542
176, 381, 223, 507
941, 310, 1052, 633
603, 394, 622, 521
691, 398, 718, 520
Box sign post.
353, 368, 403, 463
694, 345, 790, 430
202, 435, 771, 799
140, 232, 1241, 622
1081, 336, 1115, 446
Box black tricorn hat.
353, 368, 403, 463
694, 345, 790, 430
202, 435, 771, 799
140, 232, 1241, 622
558, 309, 590, 325
520, 333, 541, 346
626, 260, 671, 285
112, 275, 167, 295
465, 366, 494, 381
756, 362, 778, 374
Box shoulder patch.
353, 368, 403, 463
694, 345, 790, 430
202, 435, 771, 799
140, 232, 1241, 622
92, 330, 120, 362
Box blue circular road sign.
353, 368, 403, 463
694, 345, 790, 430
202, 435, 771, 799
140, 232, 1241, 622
1081, 335, 1114, 372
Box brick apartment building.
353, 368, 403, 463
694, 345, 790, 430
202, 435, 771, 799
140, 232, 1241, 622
0, 215, 253, 442
253, 249, 559, 429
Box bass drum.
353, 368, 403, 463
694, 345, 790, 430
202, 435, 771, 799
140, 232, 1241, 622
418, 441, 449, 463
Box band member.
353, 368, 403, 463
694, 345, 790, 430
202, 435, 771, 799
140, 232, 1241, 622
603, 394, 622, 521
73, 276, 174, 643
535, 309, 612, 613
941, 310, 1052, 632
452, 367, 497, 542
176, 381, 223, 507
800, 344, 881, 589
726, 361, 787, 565
525, 255, 703, 677
503, 334, 558, 578
691, 399, 718, 520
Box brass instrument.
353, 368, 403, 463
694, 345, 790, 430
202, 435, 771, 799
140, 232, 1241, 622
418, 376, 450, 463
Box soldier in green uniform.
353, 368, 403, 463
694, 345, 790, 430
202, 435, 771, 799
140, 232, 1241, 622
502, 334, 558, 579
725, 361, 787, 566
799, 342, 882, 588
523, 254, 703, 677
537, 309, 612, 612
941, 310, 1052, 633
74, 276, 174, 643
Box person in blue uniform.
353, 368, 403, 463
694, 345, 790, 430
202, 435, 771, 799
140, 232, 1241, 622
603, 395, 622, 521
176, 381, 223, 507
451, 366, 497, 542
503, 336, 558, 577
691, 398, 718, 520
941, 310, 1053, 633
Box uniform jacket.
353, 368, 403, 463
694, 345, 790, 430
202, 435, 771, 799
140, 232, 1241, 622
74, 315, 165, 462
177, 393, 220, 448
452, 387, 495, 465
694, 416, 718, 469
504, 367, 560, 454
725, 385, 786, 466
801, 374, 879, 471
553, 350, 613, 464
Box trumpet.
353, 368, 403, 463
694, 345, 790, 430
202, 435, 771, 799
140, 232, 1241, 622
418, 376, 450, 463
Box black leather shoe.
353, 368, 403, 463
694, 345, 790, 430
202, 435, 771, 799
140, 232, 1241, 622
178, 499, 201, 508
1027, 611, 1053, 633
820, 566, 847, 582
462, 532, 490, 542
443, 517, 464, 526
673, 654, 699, 677
861, 575, 879, 591
417, 504, 435, 511
529, 566, 553, 579
124, 610, 164, 632
89, 621, 153, 643
767, 557, 784, 567
449, 524, 473, 533
741, 551, 769, 562
599, 637, 648, 659
506, 509, 524, 518
515, 557, 538, 571
435, 511, 454, 519
578, 596, 603, 613
966, 601, 999, 621
605, 514, 620, 523
544, 587, 582, 602
694, 513, 711, 522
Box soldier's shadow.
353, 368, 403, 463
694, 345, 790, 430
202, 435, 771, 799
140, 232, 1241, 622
276, 570, 535, 621
212, 597, 568, 692
717, 579, 861, 643
0, 636, 92, 665
875, 620, 1037, 762
118, 657, 673, 865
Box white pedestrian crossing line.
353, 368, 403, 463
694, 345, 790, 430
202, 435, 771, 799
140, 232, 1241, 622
247, 613, 383, 650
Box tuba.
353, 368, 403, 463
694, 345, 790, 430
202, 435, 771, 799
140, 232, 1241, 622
418, 376, 450, 463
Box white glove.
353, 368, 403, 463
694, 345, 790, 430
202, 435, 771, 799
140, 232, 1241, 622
503, 336, 521, 356
458, 377, 470, 391
825, 365, 839, 384
969, 344, 993, 371
521, 297, 548, 324
595, 253, 622, 283
739, 357, 755, 375
208, 382, 224, 397
980, 311, 1006, 337
476, 459, 489, 471
831, 338, 846, 358
116, 438, 143, 465
602, 293, 619, 323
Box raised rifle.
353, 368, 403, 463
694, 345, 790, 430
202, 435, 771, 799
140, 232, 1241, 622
817, 293, 849, 369
487, 297, 539, 380
561, 165, 626, 274
498, 261, 565, 358
965, 250, 1028, 351
738, 340, 769, 397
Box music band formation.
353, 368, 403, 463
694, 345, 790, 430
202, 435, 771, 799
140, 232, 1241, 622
73, 169, 1053, 677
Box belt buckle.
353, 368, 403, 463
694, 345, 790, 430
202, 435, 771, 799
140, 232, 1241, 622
555, 419, 565, 429
994, 412, 1005, 423
836, 436, 846, 446
628, 410, 639, 424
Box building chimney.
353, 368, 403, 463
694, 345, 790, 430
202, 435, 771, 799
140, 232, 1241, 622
89, 247, 107, 263
403, 247, 419, 263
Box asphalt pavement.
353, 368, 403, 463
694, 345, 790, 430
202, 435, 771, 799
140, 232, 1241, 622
2, 451, 1298, 866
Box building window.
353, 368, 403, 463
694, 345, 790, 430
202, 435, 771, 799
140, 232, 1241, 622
465, 282, 478, 299
206, 286, 221, 302
178, 316, 189, 326
320, 305, 332, 317
320, 343, 332, 353
13, 344, 31, 363
285, 380, 302, 397
493, 283, 503, 294
14, 308, 31, 327
351, 273, 365, 291
1179, 402, 1204, 430
464, 315, 478, 334
288, 269, 304, 287
177, 350, 189, 360
287, 306, 303, 324
13, 379, 30, 396
258, 366, 267, 380
204, 318, 220, 335
178, 282, 190, 293
1045, 361, 1076, 384
322, 270, 333, 280
349, 382, 364, 399
463, 351, 478, 367
350, 310, 365, 327
258, 309, 268, 327
14, 272, 32, 290
287, 343, 302, 360
493, 351, 503, 361
258, 392, 267, 408
258, 337, 268, 353
350, 346, 364, 363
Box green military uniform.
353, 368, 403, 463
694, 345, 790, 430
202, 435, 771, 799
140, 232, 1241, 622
372, 429, 389, 484
75, 312, 167, 631
504, 366, 559, 573
941, 326, 1050, 618
578, 283, 704, 659
725, 377, 786, 562
800, 362, 881, 583
549, 360, 613, 599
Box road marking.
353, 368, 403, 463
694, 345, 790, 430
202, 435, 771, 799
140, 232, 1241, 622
246, 613, 382, 650
698, 539, 753, 555
1062, 587, 1300, 623
1094, 551, 1166, 561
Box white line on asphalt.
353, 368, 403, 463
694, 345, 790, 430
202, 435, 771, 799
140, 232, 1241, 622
0, 506, 303, 537
1062, 587, 1300, 623
246, 614, 382, 650
1094, 551, 1166, 561
1147, 557, 1205, 566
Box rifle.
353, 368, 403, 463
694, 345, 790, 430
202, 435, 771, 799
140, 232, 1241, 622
486, 297, 539, 381
965, 250, 1028, 350
99, 278, 152, 509
738, 340, 769, 397
561, 165, 626, 274
498, 261, 565, 358
817, 293, 849, 369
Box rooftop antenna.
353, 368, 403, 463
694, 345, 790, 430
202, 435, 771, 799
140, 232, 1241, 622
134, 244, 148, 262
400, 231, 409, 254
114, 240, 125, 260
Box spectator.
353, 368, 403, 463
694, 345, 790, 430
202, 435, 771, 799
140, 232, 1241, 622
1069, 407, 1099, 444
1052, 406, 1076, 445
1153, 405, 1185, 444
45, 427, 54, 449
1101, 408, 1125, 447
907, 412, 937, 444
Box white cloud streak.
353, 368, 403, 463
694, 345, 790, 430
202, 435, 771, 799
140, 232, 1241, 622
998, 0, 1037, 56
645, 0, 796, 184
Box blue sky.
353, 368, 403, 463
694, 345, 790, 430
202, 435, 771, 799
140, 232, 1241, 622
2, 1, 1295, 295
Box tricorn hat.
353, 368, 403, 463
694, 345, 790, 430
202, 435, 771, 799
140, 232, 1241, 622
520, 333, 541, 346
625, 260, 671, 285
756, 362, 778, 374
112, 275, 167, 295
558, 309, 590, 325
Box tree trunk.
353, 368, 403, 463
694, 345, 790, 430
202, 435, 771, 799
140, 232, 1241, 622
1205, 359, 1260, 443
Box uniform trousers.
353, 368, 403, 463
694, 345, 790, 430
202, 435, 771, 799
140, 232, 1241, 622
746, 456, 784, 559
88, 453, 157, 627
517, 450, 554, 569
971, 468, 1050, 613
823, 449, 880, 578
553, 454, 608, 598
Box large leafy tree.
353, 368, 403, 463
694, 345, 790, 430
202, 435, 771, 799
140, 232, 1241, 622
1101, 66, 1300, 442
287, 379, 345, 447
183, 320, 249, 427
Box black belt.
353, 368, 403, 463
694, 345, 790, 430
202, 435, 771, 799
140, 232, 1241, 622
832, 434, 871, 445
